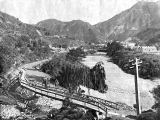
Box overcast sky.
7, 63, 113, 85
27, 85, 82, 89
0, 0, 159, 25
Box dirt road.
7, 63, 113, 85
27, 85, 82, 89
6, 59, 51, 80
82, 53, 160, 111
23, 59, 51, 78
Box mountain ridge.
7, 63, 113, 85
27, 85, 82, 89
95, 1, 160, 41
36, 1, 160, 43
37, 19, 105, 43
0, 0, 145, 25
1, 1, 160, 44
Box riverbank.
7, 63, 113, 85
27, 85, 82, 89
82, 53, 160, 112
1, 52, 158, 119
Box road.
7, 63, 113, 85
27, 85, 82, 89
7, 59, 51, 80
82, 52, 160, 112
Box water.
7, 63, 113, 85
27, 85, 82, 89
82, 53, 160, 111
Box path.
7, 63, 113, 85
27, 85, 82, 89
7, 58, 51, 80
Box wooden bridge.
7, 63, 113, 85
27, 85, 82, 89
17, 68, 119, 115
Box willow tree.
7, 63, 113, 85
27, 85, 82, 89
41, 54, 107, 93
56, 61, 93, 91
90, 61, 107, 93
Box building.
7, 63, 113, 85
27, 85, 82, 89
134, 46, 157, 53
121, 42, 136, 49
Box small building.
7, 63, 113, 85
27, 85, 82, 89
134, 46, 157, 53
121, 42, 135, 49
142, 46, 157, 53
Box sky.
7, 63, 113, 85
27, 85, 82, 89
0, 0, 159, 25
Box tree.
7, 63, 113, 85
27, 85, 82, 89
90, 62, 107, 93
0, 46, 14, 75
66, 47, 86, 62
15, 39, 24, 48
151, 85, 160, 109
0, 55, 4, 74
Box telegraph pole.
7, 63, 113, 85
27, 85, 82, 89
129, 57, 142, 115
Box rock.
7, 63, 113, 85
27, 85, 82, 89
46, 97, 97, 120
1, 105, 21, 119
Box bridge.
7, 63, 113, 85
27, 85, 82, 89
17, 68, 119, 116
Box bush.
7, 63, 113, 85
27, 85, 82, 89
137, 112, 156, 120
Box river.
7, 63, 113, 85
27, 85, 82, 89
82, 52, 160, 111
3, 52, 159, 119
9, 53, 160, 111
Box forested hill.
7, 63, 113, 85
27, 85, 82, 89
37, 19, 105, 43
0, 10, 90, 77
0, 11, 54, 76
36, 1, 160, 45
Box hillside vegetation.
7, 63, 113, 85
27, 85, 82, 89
132, 28, 160, 47
37, 19, 105, 43
106, 41, 160, 79
0, 11, 54, 76
0, 10, 88, 77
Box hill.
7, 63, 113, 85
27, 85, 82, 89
37, 19, 105, 43
0, 10, 90, 77
0, 11, 54, 76
95, 1, 160, 41
131, 28, 160, 46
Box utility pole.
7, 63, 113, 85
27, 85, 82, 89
129, 57, 142, 115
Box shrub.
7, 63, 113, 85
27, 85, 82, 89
137, 112, 156, 120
